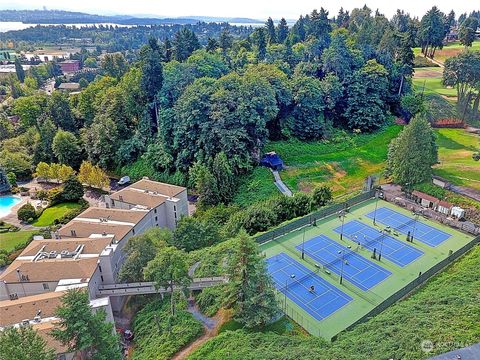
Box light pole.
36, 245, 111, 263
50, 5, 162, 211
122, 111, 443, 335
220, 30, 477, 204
339, 210, 346, 241
338, 250, 345, 285
284, 274, 295, 313
373, 187, 381, 226
378, 230, 385, 261
302, 226, 307, 259
411, 211, 419, 243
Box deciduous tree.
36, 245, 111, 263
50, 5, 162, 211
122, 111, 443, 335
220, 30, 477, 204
51, 289, 122, 360
0, 326, 55, 360
144, 246, 191, 316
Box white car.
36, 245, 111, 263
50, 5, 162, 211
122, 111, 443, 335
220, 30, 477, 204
118, 176, 130, 186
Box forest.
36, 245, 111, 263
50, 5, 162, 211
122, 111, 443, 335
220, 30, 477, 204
3, 6, 479, 211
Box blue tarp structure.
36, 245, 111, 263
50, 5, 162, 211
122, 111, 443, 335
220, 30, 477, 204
260, 152, 284, 170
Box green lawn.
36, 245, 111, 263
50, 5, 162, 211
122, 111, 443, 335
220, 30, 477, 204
234, 125, 402, 206
32, 202, 82, 227
0, 230, 38, 252
412, 76, 457, 98
434, 128, 480, 190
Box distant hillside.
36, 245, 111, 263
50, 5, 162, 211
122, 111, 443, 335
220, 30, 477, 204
0, 9, 263, 25
0, 9, 130, 24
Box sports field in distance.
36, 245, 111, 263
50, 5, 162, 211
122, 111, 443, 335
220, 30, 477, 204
260, 198, 474, 340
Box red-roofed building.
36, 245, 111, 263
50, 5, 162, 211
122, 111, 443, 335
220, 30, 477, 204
59, 60, 80, 73
437, 200, 453, 215
412, 190, 439, 209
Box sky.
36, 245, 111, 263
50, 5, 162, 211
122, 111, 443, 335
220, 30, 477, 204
0, 0, 478, 20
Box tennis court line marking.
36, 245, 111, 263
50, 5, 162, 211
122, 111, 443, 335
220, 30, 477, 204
335, 220, 423, 267
299, 235, 392, 290
267, 253, 352, 320
366, 207, 451, 246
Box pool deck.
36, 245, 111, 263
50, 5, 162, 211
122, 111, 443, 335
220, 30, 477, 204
0, 194, 35, 229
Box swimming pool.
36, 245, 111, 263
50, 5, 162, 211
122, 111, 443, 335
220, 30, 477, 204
0, 195, 21, 218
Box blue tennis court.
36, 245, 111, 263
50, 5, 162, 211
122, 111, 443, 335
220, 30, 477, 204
295, 235, 392, 291
266, 253, 352, 320
365, 207, 451, 247
334, 220, 424, 267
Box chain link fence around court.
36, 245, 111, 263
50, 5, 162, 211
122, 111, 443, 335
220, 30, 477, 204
255, 189, 376, 245
332, 234, 480, 341
256, 189, 480, 340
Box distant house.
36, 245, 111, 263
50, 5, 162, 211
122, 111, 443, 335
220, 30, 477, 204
412, 190, 439, 209
59, 60, 80, 73
58, 82, 80, 92
260, 152, 284, 171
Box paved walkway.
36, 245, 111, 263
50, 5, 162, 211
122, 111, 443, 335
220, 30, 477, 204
272, 170, 293, 197
428, 342, 480, 360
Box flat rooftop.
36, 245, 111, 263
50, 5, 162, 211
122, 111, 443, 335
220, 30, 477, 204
0, 257, 99, 284
19, 237, 113, 257
109, 188, 169, 209
57, 220, 133, 241
77, 207, 149, 224
0, 291, 64, 327
129, 178, 186, 198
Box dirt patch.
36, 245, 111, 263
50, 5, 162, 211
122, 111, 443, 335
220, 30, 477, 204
325, 162, 346, 178
414, 69, 443, 78
171, 308, 232, 360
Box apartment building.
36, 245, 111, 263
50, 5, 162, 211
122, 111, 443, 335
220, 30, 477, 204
0, 179, 188, 357
105, 178, 188, 230
0, 236, 112, 301
0, 291, 114, 360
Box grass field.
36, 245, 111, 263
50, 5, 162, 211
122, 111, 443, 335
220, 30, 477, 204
412, 69, 457, 100
234, 126, 402, 206
260, 198, 474, 340
0, 230, 38, 252
434, 128, 480, 190
413, 41, 480, 65
32, 202, 82, 227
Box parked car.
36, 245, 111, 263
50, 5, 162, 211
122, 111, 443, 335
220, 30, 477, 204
117, 176, 130, 186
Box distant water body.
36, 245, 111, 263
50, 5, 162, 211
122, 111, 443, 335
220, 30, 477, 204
0, 21, 134, 32
0, 21, 265, 33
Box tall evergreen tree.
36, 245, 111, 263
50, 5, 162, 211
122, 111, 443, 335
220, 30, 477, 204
163, 38, 173, 62
140, 37, 164, 133
219, 29, 233, 54
336, 7, 350, 28
276, 18, 289, 43
266, 17, 277, 44
14, 57, 25, 83
386, 116, 438, 186
226, 231, 279, 328
173, 28, 200, 61
458, 17, 478, 47
212, 151, 235, 204
206, 37, 219, 53
256, 28, 267, 60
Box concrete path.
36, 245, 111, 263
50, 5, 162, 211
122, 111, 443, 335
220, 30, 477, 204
427, 342, 480, 360
271, 170, 293, 197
